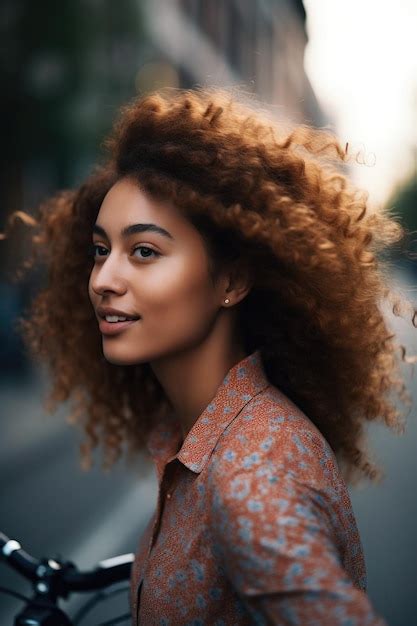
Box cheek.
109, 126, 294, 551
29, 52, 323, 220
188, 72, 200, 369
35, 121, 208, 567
141, 258, 216, 324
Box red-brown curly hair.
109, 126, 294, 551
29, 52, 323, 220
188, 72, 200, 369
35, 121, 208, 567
2, 86, 416, 486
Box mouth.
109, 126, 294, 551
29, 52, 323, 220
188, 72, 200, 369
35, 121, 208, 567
98, 317, 141, 336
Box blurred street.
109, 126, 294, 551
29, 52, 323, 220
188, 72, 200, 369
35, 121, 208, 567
348, 263, 417, 626
0, 376, 158, 624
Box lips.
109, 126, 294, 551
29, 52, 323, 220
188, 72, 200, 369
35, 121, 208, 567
98, 317, 141, 336
96, 306, 141, 321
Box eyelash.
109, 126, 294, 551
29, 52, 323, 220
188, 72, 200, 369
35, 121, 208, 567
89, 244, 160, 261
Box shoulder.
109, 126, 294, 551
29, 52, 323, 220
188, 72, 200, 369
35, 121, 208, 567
210, 384, 340, 492
206, 384, 357, 543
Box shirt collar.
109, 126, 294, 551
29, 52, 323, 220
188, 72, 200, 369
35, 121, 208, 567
146, 348, 270, 476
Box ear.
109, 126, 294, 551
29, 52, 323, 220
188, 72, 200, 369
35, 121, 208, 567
223, 258, 254, 306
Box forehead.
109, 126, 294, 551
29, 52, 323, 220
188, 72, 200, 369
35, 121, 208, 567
97, 177, 196, 239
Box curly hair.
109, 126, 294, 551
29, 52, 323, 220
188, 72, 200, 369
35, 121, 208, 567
2, 86, 416, 486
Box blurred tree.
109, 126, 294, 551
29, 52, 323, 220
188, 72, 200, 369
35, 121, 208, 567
1, 0, 147, 195
384, 172, 417, 273
390, 176, 417, 233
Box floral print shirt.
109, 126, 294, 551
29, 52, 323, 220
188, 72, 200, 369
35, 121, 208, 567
129, 349, 387, 625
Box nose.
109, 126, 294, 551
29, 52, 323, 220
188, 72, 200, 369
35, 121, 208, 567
89, 253, 127, 296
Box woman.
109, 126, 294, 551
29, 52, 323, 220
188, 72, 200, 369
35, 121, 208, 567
4, 86, 415, 624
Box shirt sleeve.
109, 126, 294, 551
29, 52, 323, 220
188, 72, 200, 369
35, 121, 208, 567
210, 469, 388, 626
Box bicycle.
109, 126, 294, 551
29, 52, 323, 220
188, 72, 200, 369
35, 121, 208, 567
0, 531, 134, 625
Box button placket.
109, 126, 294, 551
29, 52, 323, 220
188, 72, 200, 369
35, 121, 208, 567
163, 459, 179, 502
148, 459, 179, 551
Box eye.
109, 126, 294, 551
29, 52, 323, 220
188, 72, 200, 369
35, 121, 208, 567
132, 245, 160, 260
88, 243, 106, 257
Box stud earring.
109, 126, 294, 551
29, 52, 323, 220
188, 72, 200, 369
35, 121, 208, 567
224, 298, 230, 304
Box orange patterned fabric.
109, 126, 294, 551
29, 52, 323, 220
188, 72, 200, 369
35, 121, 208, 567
130, 349, 387, 625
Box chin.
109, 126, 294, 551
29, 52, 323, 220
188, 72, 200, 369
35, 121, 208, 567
102, 347, 147, 366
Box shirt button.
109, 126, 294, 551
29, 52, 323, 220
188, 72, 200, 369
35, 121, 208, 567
167, 493, 171, 499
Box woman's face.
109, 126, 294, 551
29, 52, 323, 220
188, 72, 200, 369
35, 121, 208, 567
88, 176, 227, 365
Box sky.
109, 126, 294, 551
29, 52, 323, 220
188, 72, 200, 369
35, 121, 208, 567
303, 0, 417, 208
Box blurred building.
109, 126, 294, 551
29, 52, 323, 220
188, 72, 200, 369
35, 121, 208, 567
138, 0, 325, 127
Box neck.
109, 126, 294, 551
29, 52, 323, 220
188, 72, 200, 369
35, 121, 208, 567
150, 332, 247, 441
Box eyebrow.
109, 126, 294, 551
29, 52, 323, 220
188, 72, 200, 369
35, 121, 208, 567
92, 223, 174, 241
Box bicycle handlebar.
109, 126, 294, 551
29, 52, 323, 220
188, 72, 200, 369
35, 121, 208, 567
0, 531, 134, 592
1, 532, 39, 581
